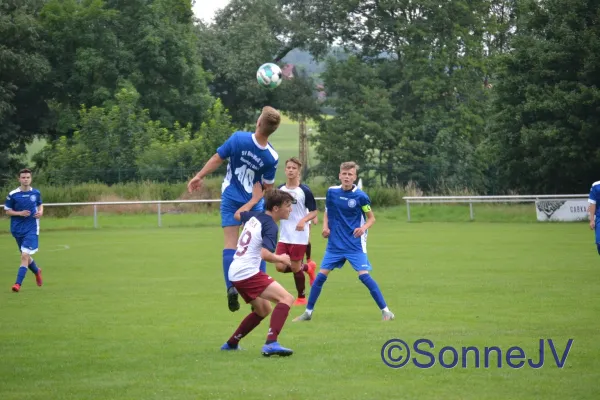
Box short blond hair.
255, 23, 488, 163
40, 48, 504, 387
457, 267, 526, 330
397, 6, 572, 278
260, 106, 281, 135
286, 157, 302, 168
340, 161, 359, 171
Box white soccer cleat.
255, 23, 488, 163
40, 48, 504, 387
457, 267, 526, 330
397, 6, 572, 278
293, 311, 312, 322
382, 310, 395, 321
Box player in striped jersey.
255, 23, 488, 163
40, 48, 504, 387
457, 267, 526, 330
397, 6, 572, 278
275, 157, 317, 305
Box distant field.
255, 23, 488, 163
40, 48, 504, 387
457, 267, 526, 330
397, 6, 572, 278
25, 138, 47, 164
0, 219, 598, 400
267, 115, 320, 183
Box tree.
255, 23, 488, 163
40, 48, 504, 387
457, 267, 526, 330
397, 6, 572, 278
39, 0, 214, 136
308, 0, 492, 191
196, 0, 323, 128
38, 84, 234, 184
0, 0, 51, 185
490, 0, 600, 193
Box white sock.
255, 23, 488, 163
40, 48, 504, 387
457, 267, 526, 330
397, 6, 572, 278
306, 309, 313, 315
382, 307, 390, 312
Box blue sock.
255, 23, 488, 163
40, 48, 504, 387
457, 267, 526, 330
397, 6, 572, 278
359, 274, 387, 310
307, 273, 328, 311
28, 259, 39, 274
260, 260, 267, 273
597, 244, 600, 256
15, 266, 28, 285
223, 249, 236, 290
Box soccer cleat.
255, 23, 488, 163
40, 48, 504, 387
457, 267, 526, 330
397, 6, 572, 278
382, 310, 395, 321
11, 284, 20, 292
292, 311, 312, 322
227, 286, 240, 312
261, 342, 293, 357
306, 260, 317, 286
35, 268, 43, 287
221, 343, 243, 351
293, 297, 308, 306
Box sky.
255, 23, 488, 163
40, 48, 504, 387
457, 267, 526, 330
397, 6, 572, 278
193, 0, 231, 23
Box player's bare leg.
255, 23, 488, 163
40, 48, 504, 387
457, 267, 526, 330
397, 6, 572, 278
223, 226, 241, 312
222, 298, 271, 351
275, 258, 314, 306
258, 281, 295, 356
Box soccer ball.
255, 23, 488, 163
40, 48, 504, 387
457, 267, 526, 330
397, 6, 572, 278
256, 63, 283, 89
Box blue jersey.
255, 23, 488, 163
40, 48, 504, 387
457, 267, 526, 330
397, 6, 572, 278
217, 131, 279, 203
589, 181, 600, 218
4, 187, 42, 236
325, 185, 372, 253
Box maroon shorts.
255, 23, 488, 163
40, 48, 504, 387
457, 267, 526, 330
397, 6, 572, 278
232, 271, 275, 303
276, 242, 308, 261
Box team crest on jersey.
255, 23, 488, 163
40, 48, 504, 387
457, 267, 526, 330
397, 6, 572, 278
348, 199, 357, 208
30, 195, 36, 202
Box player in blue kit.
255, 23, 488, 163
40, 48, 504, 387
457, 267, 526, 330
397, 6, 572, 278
4, 169, 44, 292
588, 180, 600, 255
293, 161, 395, 322
187, 106, 281, 312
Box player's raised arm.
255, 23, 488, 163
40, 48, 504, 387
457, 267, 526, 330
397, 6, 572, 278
187, 153, 225, 193
234, 182, 264, 221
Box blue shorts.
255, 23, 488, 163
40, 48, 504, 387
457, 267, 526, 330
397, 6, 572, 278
14, 233, 39, 255
320, 250, 372, 272
595, 216, 600, 244
220, 198, 265, 227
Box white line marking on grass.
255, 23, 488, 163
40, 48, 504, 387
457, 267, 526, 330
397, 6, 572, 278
47, 244, 70, 252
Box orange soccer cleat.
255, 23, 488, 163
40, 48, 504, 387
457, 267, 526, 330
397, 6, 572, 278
35, 268, 43, 287
306, 260, 317, 286
293, 297, 308, 306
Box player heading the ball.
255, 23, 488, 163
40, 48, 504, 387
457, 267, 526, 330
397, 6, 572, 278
187, 106, 281, 313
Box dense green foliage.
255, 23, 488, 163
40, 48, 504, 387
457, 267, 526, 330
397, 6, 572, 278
1, 0, 599, 195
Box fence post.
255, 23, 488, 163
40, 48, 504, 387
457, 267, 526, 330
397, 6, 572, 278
469, 201, 474, 220
158, 202, 162, 227
94, 205, 98, 229
406, 199, 411, 222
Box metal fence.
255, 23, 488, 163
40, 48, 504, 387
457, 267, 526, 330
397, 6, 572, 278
402, 194, 589, 221
40, 194, 590, 227
43, 197, 326, 228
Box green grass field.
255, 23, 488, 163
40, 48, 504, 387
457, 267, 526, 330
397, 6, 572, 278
1, 213, 599, 400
